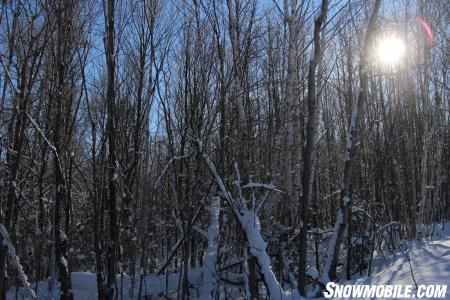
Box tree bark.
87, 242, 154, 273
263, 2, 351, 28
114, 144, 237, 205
105, 0, 119, 297
53, 1, 73, 298
320, 0, 381, 284
298, 0, 328, 294
282, 0, 298, 226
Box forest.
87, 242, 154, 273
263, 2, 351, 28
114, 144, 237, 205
0, 0, 448, 299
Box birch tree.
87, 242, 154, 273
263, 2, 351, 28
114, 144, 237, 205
321, 0, 382, 284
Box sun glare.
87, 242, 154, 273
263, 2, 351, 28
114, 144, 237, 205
376, 36, 406, 65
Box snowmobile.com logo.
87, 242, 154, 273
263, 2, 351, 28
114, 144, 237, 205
323, 282, 447, 298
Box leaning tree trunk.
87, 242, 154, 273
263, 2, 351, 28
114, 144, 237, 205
320, 0, 381, 285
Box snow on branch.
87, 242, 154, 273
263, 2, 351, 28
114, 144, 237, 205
193, 225, 208, 239
0, 224, 36, 299
232, 163, 246, 209
197, 139, 240, 215
154, 154, 190, 188
197, 139, 301, 300
320, 210, 344, 285
243, 182, 277, 191
377, 221, 400, 233
25, 111, 57, 155
256, 190, 271, 215
25, 110, 66, 178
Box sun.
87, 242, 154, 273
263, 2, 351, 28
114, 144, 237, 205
376, 36, 406, 65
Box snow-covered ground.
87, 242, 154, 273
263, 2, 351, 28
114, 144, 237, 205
346, 223, 450, 299
7, 224, 450, 299
8, 268, 205, 300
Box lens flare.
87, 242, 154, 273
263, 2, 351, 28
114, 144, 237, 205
376, 37, 405, 65
417, 17, 434, 44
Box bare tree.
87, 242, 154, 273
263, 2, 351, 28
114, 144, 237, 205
298, 0, 328, 294
0, 0, 448, 298
321, 0, 381, 284
104, 0, 119, 297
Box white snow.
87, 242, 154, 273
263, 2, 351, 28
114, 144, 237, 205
198, 196, 221, 299
237, 210, 299, 299
8, 270, 205, 300
60, 256, 68, 268
320, 210, 344, 284
0, 224, 36, 299
112, 173, 119, 181
346, 223, 450, 298
306, 267, 319, 280
59, 230, 67, 242
7, 224, 450, 299
243, 182, 275, 190
198, 140, 298, 299
343, 196, 350, 205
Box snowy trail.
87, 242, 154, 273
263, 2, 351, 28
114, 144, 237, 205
349, 233, 450, 299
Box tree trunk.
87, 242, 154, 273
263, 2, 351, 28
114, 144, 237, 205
298, 0, 328, 294
282, 0, 298, 226
320, 0, 381, 284
105, 0, 118, 297
53, 1, 72, 298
